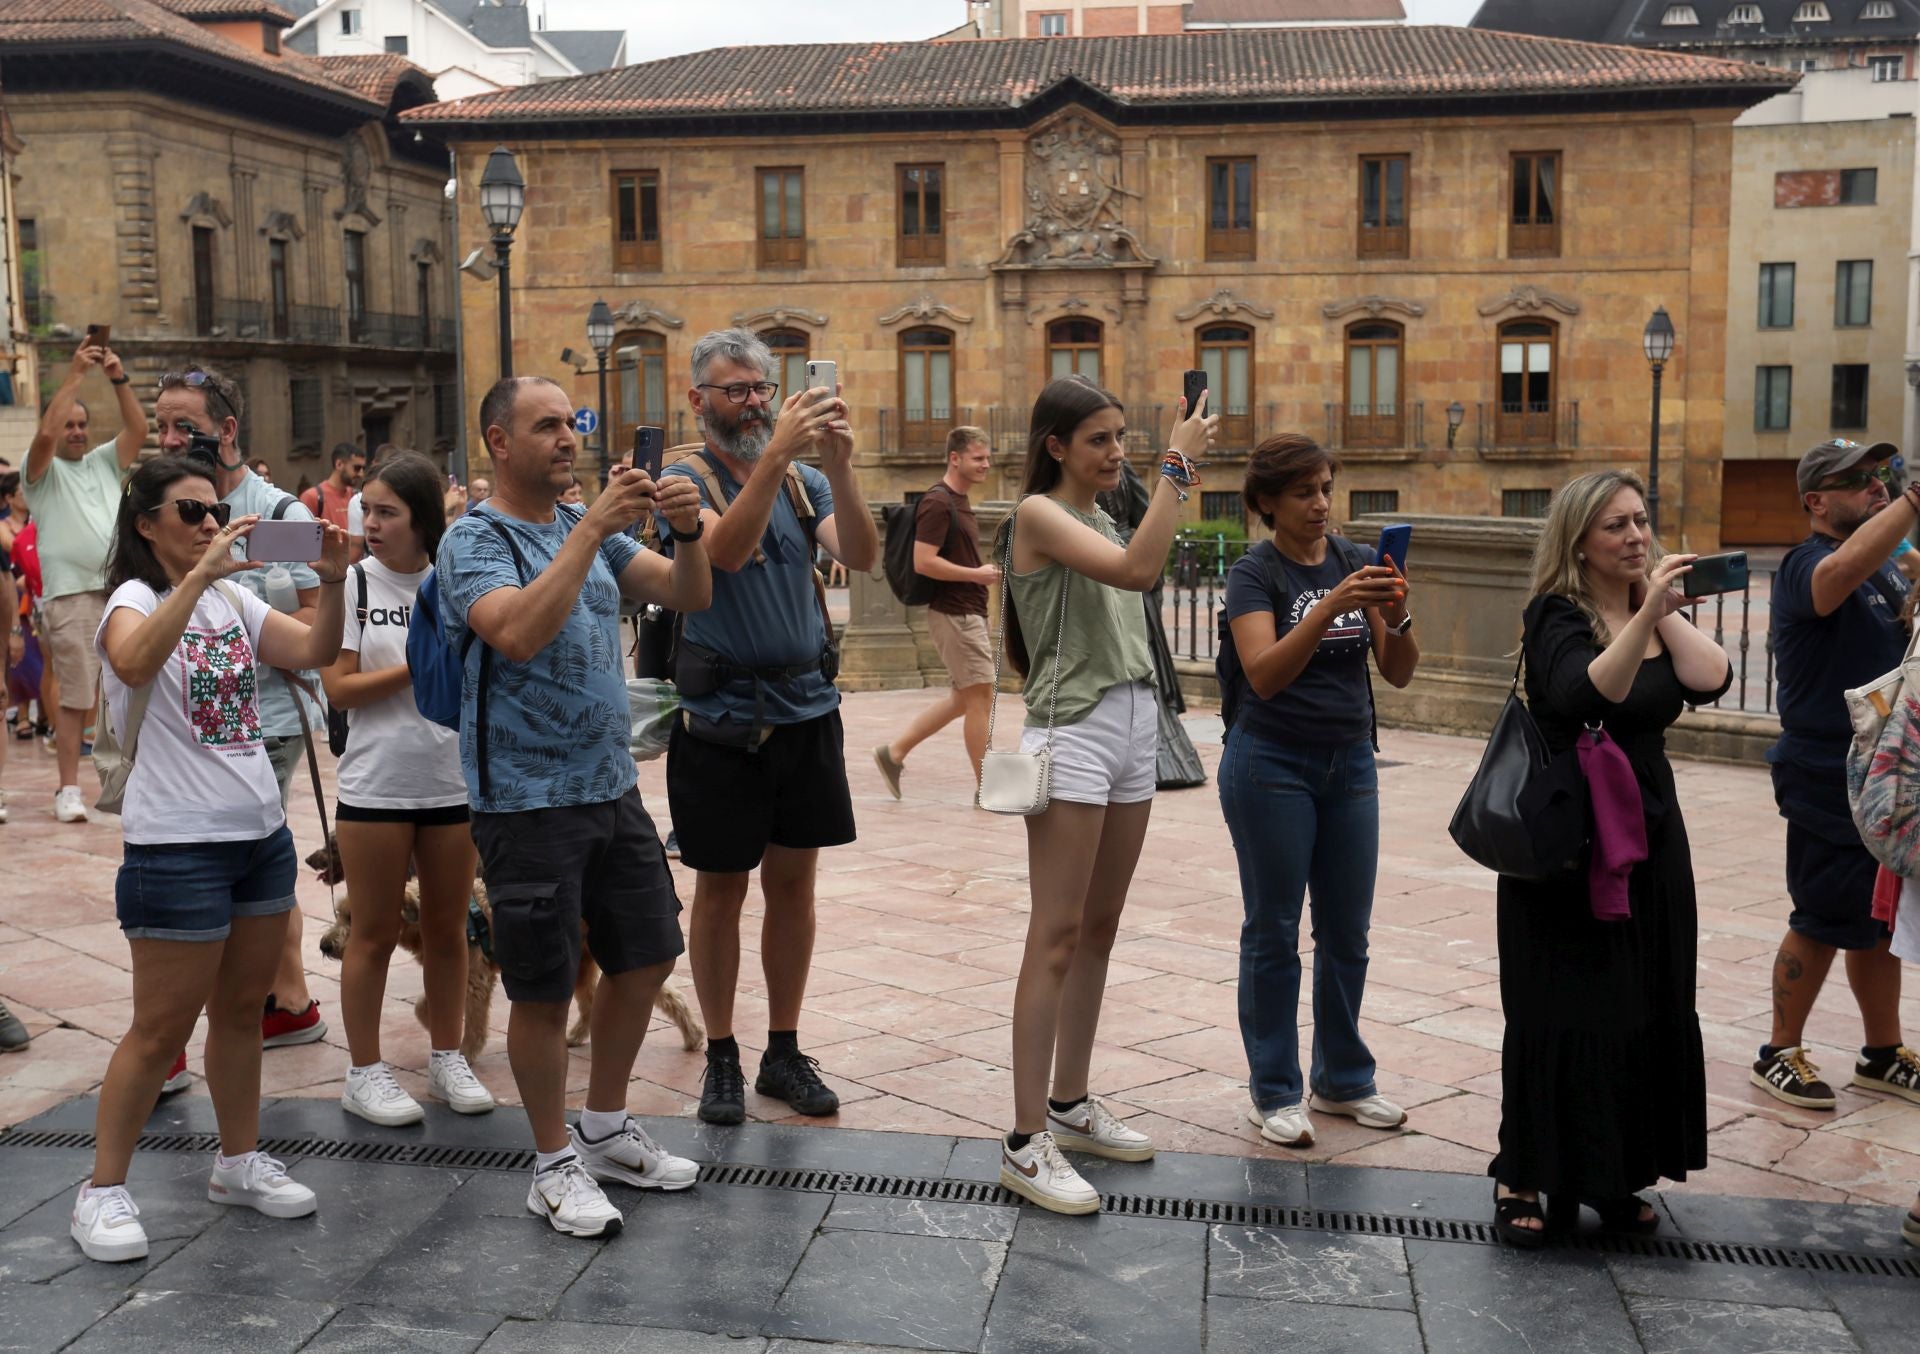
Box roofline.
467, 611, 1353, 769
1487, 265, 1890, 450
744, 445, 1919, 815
1, 37, 385, 125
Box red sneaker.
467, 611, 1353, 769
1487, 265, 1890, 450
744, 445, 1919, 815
160, 1052, 191, 1096
261, 998, 328, 1049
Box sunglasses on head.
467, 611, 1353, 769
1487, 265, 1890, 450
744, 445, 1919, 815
1817, 464, 1896, 493
158, 370, 234, 422
155, 499, 232, 528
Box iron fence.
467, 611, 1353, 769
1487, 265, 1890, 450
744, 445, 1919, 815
289, 304, 340, 344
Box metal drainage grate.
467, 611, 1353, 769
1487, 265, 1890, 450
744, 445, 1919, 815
6, 1127, 1916, 1278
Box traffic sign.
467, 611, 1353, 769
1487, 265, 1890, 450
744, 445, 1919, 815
573, 407, 600, 436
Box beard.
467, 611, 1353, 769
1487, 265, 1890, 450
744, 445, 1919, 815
711, 403, 774, 463
1833, 495, 1885, 537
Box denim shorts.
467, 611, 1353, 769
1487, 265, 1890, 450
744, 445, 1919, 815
115, 826, 299, 942
1020, 680, 1157, 806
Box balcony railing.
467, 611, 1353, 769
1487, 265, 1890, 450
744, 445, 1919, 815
211, 300, 266, 340
1322, 402, 1430, 453
874, 407, 977, 456
1466, 400, 1581, 454
289, 304, 340, 344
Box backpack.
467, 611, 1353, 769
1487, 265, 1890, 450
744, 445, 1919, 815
1215, 535, 1378, 749
882, 485, 954, 607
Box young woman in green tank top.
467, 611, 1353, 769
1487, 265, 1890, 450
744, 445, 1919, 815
995, 376, 1215, 1216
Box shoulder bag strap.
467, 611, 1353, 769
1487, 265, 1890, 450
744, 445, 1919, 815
271, 494, 298, 522
981, 507, 1071, 760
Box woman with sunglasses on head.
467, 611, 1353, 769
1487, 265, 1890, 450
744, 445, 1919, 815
323, 452, 491, 1126
71, 455, 348, 1263
995, 377, 1215, 1215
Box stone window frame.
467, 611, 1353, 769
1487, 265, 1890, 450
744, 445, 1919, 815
761, 327, 810, 402
897, 162, 946, 268
1755, 365, 1792, 431
612, 168, 662, 272
1358, 153, 1411, 261
1835, 259, 1873, 328
1345, 320, 1405, 450
1195, 322, 1255, 450
1205, 156, 1256, 262
1508, 151, 1562, 259
1758, 261, 1795, 329
611, 330, 669, 444
898, 325, 956, 450
758, 167, 806, 270
1046, 317, 1103, 386
1496, 318, 1558, 446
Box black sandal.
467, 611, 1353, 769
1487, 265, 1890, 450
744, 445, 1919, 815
1493, 1184, 1550, 1249
1584, 1195, 1660, 1235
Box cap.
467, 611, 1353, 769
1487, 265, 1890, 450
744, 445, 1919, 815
1796, 438, 1899, 496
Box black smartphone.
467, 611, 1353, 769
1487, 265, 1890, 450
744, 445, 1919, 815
633, 426, 664, 481
1182, 368, 1208, 414
85, 323, 110, 348
1682, 551, 1749, 598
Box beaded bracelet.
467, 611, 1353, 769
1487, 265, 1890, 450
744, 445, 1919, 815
1160, 450, 1198, 504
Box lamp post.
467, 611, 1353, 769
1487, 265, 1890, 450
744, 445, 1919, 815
478, 146, 525, 380
587, 298, 615, 486
1643, 306, 1676, 537
1445, 400, 1466, 451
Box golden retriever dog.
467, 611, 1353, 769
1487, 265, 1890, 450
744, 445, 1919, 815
310, 846, 703, 1060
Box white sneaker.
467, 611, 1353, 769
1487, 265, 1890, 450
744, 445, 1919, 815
71, 1183, 148, 1263
426, 1053, 496, 1115
53, 785, 87, 823
1311, 1091, 1408, 1130
527, 1156, 624, 1238
1000, 1131, 1100, 1216
1248, 1103, 1315, 1148
342, 1063, 425, 1126
569, 1117, 698, 1191
207, 1151, 316, 1218
1047, 1094, 1154, 1162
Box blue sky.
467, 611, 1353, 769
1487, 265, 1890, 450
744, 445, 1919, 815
542, 0, 1487, 64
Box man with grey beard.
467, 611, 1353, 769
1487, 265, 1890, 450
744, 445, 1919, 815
660, 328, 879, 1127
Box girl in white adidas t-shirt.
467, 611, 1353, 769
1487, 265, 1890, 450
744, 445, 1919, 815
322, 452, 492, 1127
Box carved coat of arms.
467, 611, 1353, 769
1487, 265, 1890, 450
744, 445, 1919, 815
994, 115, 1154, 268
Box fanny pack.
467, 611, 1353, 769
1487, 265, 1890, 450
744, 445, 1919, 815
674, 635, 837, 749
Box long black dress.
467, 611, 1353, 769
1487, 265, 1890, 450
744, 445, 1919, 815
1490, 594, 1731, 1198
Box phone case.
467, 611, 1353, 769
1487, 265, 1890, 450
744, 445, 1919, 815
1183, 370, 1208, 411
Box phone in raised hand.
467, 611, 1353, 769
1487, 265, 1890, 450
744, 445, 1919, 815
633, 426, 665, 482
1183, 369, 1208, 415
804, 360, 837, 396
245, 519, 324, 564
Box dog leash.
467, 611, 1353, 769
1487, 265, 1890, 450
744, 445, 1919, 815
285, 674, 337, 919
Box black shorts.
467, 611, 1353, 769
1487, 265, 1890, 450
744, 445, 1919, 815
469, 787, 684, 1003
666, 709, 857, 874
1773, 760, 1889, 951
336, 801, 471, 827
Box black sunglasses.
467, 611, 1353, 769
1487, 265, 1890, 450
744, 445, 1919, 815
155, 499, 232, 528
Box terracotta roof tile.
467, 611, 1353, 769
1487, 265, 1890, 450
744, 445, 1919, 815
316, 50, 429, 103
403, 26, 1794, 127
149, 0, 296, 21
1187, 0, 1407, 22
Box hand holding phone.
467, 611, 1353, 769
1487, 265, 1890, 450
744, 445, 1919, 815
1375, 523, 1413, 573
1182, 368, 1208, 416
1681, 551, 1748, 598
804, 360, 837, 395
244, 519, 324, 564
633, 426, 665, 482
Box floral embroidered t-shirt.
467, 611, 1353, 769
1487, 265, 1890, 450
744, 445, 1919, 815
95, 579, 284, 845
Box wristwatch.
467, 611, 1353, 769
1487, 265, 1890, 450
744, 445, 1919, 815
109, 376, 130, 386
666, 516, 706, 543
1388, 613, 1415, 637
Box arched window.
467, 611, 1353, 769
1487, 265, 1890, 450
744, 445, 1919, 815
1196, 324, 1253, 449
612, 330, 667, 447
1047, 318, 1102, 386
1345, 322, 1403, 448
899, 326, 954, 450
1497, 319, 1556, 446
761, 328, 809, 404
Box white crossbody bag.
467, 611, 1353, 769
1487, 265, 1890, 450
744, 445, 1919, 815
977, 515, 1070, 816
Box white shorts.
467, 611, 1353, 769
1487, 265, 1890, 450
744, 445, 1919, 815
1021, 679, 1156, 807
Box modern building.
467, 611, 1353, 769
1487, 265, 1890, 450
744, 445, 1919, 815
409, 27, 1789, 547
0, 0, 460, 484
952, 0, 1404, 39
283, 0, 626, 101
1472, 0, 1920, 544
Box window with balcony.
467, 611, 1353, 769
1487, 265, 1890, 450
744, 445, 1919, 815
1756, 366, 1792, 430
1841, 168, 1877, 203
899, 327, 954, 450
1758, 262, 1795, 328
613, 331, 667, 444
1351, 489, 1400, 517
192, 225, 216, 336
1496, 319, 1556, 445
1870, 54, 1904, 81
343, 230, 367, 341
269, 238, 290, 339
762, 329, 809, 404
1196, 324, 1253, 448
1358, 154, 1409, 260
758, 168, 804, 269
1047, 319, 1102, 385
1835, 260, 1872, 327
898, 163, 944, 266
1207, 157, 1255, 261
612, 169, 660, 271
1832, 364, 1869, 429
1510, 152, 1561, 258
1502, 489, 1553, 518
1346, 322, 1404, 449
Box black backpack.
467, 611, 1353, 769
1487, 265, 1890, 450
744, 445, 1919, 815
882, 486, 954, 607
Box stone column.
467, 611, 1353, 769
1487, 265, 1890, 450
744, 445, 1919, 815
839, 499, 1014, 692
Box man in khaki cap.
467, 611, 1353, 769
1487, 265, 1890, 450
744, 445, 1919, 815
1755, 439, 1919, 1112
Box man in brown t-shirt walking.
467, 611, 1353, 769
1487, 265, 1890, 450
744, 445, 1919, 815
874, 427, 999, 798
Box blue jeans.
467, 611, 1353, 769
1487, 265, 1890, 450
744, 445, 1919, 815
1218, 727, 1381, 1111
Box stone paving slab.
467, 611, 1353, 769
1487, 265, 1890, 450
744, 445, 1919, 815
4, 689, 1920, 1218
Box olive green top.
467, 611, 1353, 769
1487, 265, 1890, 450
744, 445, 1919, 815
1009, 498, 1155, 729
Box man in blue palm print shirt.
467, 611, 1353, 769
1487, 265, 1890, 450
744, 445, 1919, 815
436, 375, 711, 1239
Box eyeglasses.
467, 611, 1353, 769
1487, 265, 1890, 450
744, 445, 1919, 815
697, 381, 779, 405
1817, 464, 1897, 493
158, 370, 235, 422
155, 499, 232, 528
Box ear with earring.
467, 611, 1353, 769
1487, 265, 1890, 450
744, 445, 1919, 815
1577, 552, 1586, 562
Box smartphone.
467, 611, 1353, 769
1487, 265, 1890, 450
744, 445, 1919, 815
804, 360, 837, 395
1182, 368, 1208, 414
245, 519, 324, 564
1682, 550, 1749, 598
633, 426, 665, 481
448, 474, 459, 489
1375, 523, 1412, 573
85, 323, 110, 348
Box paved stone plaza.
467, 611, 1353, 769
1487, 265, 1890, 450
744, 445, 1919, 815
3, 690, 1920, 1349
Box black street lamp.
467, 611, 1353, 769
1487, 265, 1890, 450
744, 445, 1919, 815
478, 146, 525, 380
587, 298, 615, 485
1643, 306, 1676, 536
1445, 400, 1466, 451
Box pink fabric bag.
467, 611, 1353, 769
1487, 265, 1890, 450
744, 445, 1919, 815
1576, 729, 1647, 922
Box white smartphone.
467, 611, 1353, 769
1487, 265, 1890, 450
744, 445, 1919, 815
804, 359, 837, 395
245, 519, 323, 564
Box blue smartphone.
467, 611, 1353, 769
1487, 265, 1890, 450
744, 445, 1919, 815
1375, 523, 1412, 573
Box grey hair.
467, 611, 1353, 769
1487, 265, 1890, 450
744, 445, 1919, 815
690, 327, 774, 386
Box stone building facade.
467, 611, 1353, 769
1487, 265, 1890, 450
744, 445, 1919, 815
412, 28, 1789, 548
0, 1, 458, 486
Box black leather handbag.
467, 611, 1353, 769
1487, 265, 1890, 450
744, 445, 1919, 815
1448, 655, 1588, 881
